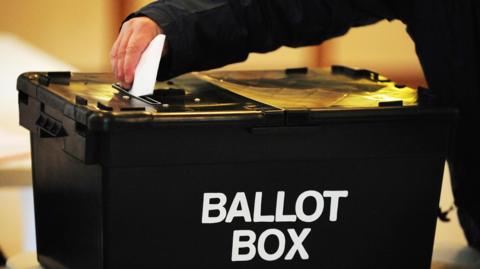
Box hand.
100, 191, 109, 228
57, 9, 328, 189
110, 17, 164, 89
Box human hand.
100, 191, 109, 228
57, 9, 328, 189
110, 17, 164, 89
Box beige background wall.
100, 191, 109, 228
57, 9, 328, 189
325, 20, 426, 87
0, 0, 116, 71
0, 188, 22, 257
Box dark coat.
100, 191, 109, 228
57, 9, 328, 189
128, 0, 480, 250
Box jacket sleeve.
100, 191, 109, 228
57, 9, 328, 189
126, 0, 405, 80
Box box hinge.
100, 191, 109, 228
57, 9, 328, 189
262, 109, 284, 126
285, 109, 311, 126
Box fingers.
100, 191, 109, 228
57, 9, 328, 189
123, 33, 144, 88
116, 29, 133, 87
110, 25, 129, 80
110, 33, 122, 74
110, 17, 163, 89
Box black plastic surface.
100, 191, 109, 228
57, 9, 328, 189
285, 67, 309, 74
331, 65, 390, 82
17, 68, 440, 132
17, 67, 457, 269
35, 113, 65, 137
28, 117, 453, 269
0, 247, 6, 266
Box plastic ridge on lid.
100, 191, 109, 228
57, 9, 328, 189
120, 107, 146, 112
331, 65, 390, 82
379, 100, 404, 107
39, 71, 72, 86
14, 67, 450, 131
285, 67, 308, 75
97, 102, 113, 111
75, 96, 88, 106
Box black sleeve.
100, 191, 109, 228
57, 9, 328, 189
126, 0, 406, 80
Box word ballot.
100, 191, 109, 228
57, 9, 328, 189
201, 190, 349, 262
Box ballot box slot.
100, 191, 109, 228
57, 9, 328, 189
112, 83, 185, 106
141, 88, 187, 106
112, 82, 279, 114
142, 96, 161, 104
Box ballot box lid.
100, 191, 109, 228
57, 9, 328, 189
16, 66, 453, 132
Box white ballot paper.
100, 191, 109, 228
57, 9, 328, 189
130, 34, 166, 96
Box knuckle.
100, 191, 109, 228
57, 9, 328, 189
117, 49, 127, 57
131, 17, 145, 25
125, 66, 135, 77
117, 63, 124, 74
110, 45, 118, 57
126, 44, 142, 54
110, 45, 118, 54
120, 20, 131, 30
132, 19, 152, 30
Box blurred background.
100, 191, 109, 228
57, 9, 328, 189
0, 1, 478, 268
0, 0, 427, 84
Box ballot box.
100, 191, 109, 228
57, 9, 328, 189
17, 66, 455, 269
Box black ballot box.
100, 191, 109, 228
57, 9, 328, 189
17, 66, 456, 269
